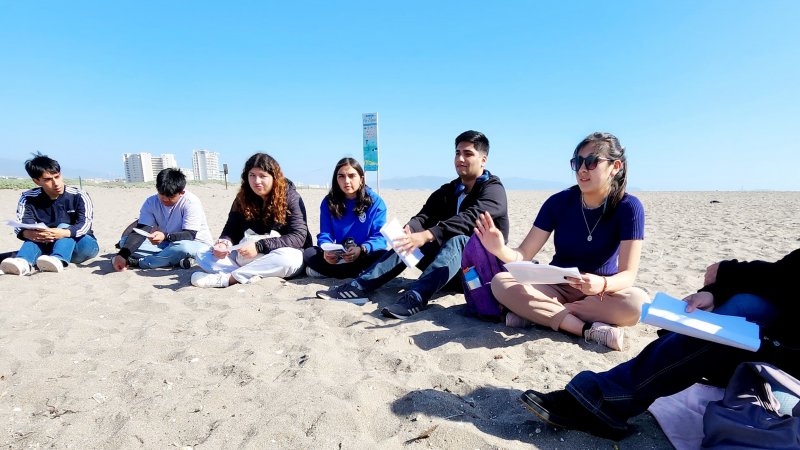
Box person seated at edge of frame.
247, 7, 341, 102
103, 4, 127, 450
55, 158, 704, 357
112, 168, 213, 272
517, 249, 800, 441
316, 130, 509, 320
1, 152, 98, 276
303, 157, 388, 279
191, 152, 312, 288
475, 132, 647, 350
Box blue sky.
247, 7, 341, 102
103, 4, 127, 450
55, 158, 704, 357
1, 1, 798, 190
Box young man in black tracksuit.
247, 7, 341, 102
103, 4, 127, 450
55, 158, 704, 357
317, 130, 509, 319
1, 153, 98, 276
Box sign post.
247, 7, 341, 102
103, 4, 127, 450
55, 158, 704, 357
223, 164, 229, 190
362, 112, 379, 194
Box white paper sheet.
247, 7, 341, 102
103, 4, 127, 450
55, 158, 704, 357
503, 261, 581, 285
641, 292, 761, 352
131, 228, 154, 238
379, 218, 423, 268
320, 243, 345, 253
4, 220, 47, 230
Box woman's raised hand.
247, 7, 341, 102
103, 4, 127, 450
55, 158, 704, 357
474, 211, 505, 255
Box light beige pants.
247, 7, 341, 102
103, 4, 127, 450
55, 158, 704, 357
491, 272, 647, 330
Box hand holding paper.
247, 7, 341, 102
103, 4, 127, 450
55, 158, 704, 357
380, 218, 423, 268
4, 219, 47, 230
503, 261, 581, 285
641, 292, 761, 352
320, 243, 345, 253
131, 227, 155, 238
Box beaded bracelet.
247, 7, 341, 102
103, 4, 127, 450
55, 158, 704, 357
599, 276, 608, 301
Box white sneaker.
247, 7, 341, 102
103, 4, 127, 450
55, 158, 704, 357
305, 266, 325, 278
191, 272, 230, 288
36, 255, 65, 273
505, 311, 531, 328
0, 257, 32, 276
584, 322, 625, 351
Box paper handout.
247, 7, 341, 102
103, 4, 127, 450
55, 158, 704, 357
379, 218, 423, 268
4, 220, 47, 230
320, 242, 348, 264
641, 292, 761, 352
131, 228, 155, 238
503, 261, 580, 285
320, 243, 345, 253
228, 242, 248, 251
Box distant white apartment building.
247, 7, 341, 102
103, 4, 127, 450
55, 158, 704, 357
192, 149, 223, 181
122, 153, 179, 183
179, 167, 195, 181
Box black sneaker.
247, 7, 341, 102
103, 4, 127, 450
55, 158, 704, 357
518, 389, 630, 441
316, 281, 369, 304
178, 256, 194, 269
381, 290, 425, 320
127, 256, 141, 268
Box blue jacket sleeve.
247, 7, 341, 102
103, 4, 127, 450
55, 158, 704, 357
317, 196, 335, 245
15, 191, 36, 240
67, 189, 93, 238
361, 195, 388, 253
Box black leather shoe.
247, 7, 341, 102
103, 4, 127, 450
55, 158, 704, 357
519, 389, 630, 441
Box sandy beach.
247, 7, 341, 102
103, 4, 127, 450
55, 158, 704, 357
1, 184, 798, 449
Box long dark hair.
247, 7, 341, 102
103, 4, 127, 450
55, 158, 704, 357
327, 157, 373, 219
234, 153, 289, 225
572, 132, 628, 211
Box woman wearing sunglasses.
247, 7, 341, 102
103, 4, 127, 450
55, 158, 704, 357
475, 132, 647, 350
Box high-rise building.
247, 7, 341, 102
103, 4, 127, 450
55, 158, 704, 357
179, 167, 195, 181
192, 149, 223, 181
122, 153, 179, 182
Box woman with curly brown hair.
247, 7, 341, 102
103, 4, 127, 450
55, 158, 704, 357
191, 153, 312, 288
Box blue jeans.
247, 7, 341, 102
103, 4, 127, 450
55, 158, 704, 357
16, 224, 99, 266
120, 236, 210, 269
356, 235, 469, 302
566, 293, 784, 431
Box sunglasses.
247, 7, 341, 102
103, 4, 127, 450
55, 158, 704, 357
570, 155, 613, 171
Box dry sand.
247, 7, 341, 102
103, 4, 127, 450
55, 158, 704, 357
1, 184, 798, 449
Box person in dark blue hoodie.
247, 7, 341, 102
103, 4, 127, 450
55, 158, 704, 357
1, 153, 98, 276
303, 157, 388, 279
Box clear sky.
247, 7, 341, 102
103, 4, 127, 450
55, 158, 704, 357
1, 1, 798, 190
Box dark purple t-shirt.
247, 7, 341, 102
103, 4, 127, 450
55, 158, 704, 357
533, 187, 644, 275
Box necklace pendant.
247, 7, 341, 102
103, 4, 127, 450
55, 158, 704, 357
587, 235, 593, 242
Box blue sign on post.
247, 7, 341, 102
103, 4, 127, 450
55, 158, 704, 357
363, 113, 378, 171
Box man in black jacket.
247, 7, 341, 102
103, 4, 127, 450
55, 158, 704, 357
317, 130, 509, 320
517, 249, 800, 441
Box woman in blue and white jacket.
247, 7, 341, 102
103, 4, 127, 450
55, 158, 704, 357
304, 157, 388, 279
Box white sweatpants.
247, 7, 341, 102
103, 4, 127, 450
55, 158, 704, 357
196, 247, 304, 284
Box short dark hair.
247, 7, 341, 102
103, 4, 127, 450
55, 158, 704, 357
25, 152, 61, 179
455, 130, 490, 155
156, 168, 187, 196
